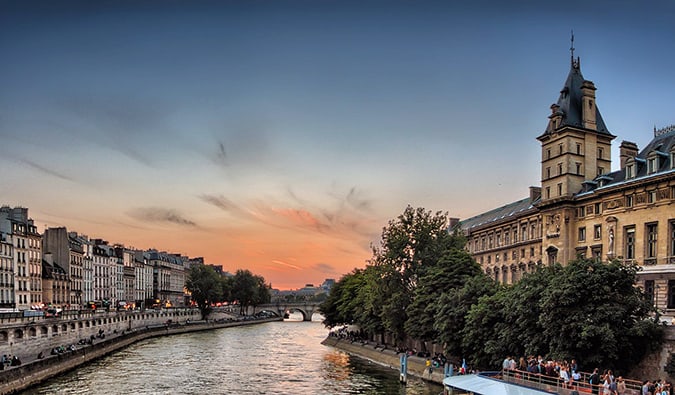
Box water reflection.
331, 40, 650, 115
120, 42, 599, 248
22, 321, 443, 395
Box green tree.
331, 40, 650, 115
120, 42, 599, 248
434, 273, 497, 359
405, 246, 482, 344
370, 206, 455, 343
539, 258, 663, 372
185, 265, 223, 320
230, 269, 271, 315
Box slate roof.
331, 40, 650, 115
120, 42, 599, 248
460, 196, 538, 231
578, 126, 675, 195
540, 58, 612, 137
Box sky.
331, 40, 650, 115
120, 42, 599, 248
1, 1, 674, 290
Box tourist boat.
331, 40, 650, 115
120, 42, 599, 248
443, 368, 643, 395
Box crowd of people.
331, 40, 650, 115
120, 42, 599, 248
501, 355, 672, 395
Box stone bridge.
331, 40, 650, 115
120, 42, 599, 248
249, 302, 322, 321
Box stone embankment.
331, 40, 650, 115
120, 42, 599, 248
321, 337, 446, 385
0, 309, 281, 394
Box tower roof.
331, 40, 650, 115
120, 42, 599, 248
541, 58, 612, 137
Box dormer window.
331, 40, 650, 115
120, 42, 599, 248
626, 162, 635, 179
647, 153, 658, 174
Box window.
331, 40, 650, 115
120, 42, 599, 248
646, 223, 658, 259
558, 163, 563, 175
594, 202, 601, 215
648, 190, 657, 203
576, 143, 581, 155
591, 246, 602, 261
670, 220, 675, 258
626, 195, 633, 208
594, 224, 602, 240
557, 183, 563, 196
559, 144, 563, 155
521, 225, 527, 241
504, 252, 508, 261
578, 227, 586, 242
546, 187, 551, 199
668, 280, 675, 309
578, 207, 585, 217
644, 280, 655, 304
495, 253, 500, 263
597, 167, 604, 176
625, 226, 636, 260
648, 157, 658, 174
530, 247, 535, 257
598, 147, 603, 159
626, 164, 635, 179
546, 167, 551, 179
512, 251, 516, 260
576, 162, 581, 174
547, 149, 551, 160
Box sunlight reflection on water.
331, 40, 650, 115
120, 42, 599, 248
22, 320, 443, 395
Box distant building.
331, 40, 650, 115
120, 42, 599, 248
460, 53, 675, 311
42, 227, 84, 308
1, 206, 42, 310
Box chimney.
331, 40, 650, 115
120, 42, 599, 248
581, 80, 597, 130
529, 186, 542, 203
448, 217, 460, 231
619, 141, 639, 169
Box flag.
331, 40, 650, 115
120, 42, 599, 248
461, 358, 467, 374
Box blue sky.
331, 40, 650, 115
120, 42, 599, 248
1, 0, 674, 289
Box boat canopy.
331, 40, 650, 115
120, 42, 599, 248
443, 373, 557, 395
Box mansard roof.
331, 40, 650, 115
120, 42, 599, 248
540, 58, 612, 137
460, 196, 539, 232
577, 125, 675, 195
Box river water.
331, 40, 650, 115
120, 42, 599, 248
21, 318, 443, 395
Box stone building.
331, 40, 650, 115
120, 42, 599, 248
0, 206, 42, 310
146, 250, 185, 308
42, 227, 84, 308
460, 54, 675, 311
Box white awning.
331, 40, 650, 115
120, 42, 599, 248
443, 373, 556, 395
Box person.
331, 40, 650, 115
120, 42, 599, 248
589, 368, 600, 395
616, 377, 626, 395
425, 358, 433, 377
560, 365, 570, 388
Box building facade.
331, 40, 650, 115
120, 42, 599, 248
460, 55, 675, 312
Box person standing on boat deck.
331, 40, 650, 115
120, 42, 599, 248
503, 356, 511, 370
616, 377, 626, 395
589, 368, 601, 395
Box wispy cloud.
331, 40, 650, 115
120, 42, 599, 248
313, 262, 337, 274
272, 259, 302, 270
19, 159, 75, 182
127, 207, 197, 227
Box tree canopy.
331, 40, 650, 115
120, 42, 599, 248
320, 205, 664, 374
186, 266, 271, 319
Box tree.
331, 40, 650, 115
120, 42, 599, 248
538, 258, 663, 372
185, 265, 223, 320
434, 273, 497, 359
230, 269, 270, 315
370, 206, 456, 343
405, 246, 482, 344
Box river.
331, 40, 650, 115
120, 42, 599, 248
21, 316, 444, 395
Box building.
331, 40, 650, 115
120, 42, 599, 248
459, 53, 675, 311
42, 227, 85, 308
146, 250, 185, 308
0, 206, 42, 310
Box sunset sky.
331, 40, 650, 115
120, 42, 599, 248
1, 1, 674, 289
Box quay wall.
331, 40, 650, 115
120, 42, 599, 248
0, 308, 206, 360
321, 337, 446, 385
0, 309, 279, 394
